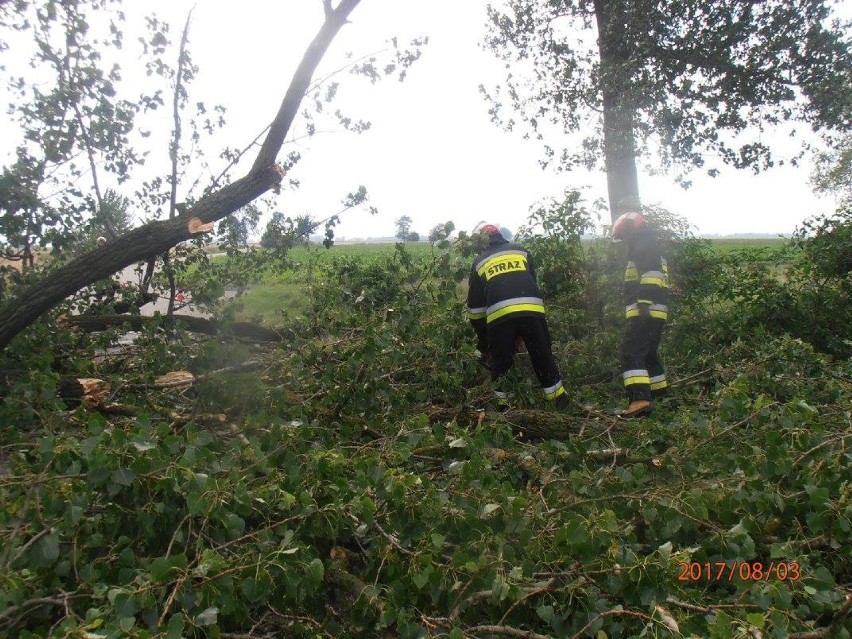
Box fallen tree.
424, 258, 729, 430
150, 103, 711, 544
0, 0, 361, 351
65, 314, 292, 342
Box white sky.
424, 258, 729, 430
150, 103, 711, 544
5, 0, 850, 239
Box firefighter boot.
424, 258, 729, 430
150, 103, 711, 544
619, 400, 653, 419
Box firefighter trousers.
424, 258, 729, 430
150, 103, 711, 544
620, 316, 667, 402
488, 316, 565, 401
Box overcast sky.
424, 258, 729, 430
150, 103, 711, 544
7, 0, 851, 239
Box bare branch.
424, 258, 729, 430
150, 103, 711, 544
468, 625, 553, 639
165, 10, 194, 316
252, 0, 361, 171
170, 8, 193, 221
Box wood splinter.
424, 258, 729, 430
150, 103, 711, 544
272, 163, 287, 194
187, 217, 214, 234
58, 377, 111, 408
155, 371, 195, 388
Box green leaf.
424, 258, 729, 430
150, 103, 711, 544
811, 565, 835, 589
39, 533, 60, 564
132, 437, 156, 452
165, 613, 184, 639
412, 571, 430, 590
186, 491, 212, 516
111, 468, 136, 487
536, 604, 554, 623
280, 491, 296, 509
308, 557, 325, 583
796, 400, 817, 414
150, 554, 187, 582
805, 484, 830, 506
241, 576, 270, 603
69, 505, 84, 526
480, 503, 500, 518
746, 613, 765, 629
448, 460, 465, 474
195, 606, 218, 626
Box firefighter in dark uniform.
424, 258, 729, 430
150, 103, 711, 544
467, 223, 568, 409
612, 211, 669, 418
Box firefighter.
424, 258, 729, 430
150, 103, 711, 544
613, 211, 669, 418
467, 223, 568, 409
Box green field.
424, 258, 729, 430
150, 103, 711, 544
704, 237, 788, 253
292, 237, 789, 257
221, 237, 791, 324
216, 243, 437, 324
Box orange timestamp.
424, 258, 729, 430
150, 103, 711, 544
678, 561, 801, 582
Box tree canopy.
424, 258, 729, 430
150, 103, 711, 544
483, 0, 852, 218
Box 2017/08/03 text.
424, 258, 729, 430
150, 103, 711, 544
678, 561, 801, 582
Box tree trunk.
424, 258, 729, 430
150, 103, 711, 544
0, 0, 362, 351
601, 94, 640, 219
594, 0, 641, 220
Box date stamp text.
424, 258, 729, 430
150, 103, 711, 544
677, 561, 801, 582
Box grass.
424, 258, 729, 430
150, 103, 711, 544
211, 238, 793, 325
224, 280, 311, 324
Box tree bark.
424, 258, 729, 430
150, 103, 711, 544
0, 0, 362, 351
594, 0, 641, 220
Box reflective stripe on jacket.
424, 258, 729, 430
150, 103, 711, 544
467, 238, 546, 325
623, 228, 669, 320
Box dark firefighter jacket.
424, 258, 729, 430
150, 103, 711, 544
467, 235, 546, 344
624, 227, 670, 320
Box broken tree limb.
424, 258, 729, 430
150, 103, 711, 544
96, 401, 227, 427
154, 371, 195, 388
58, 377, 111, 408
0, 0, 362, 351
194, 359, 264, 381
187, 217, 215, 234
65, 314, 292, 342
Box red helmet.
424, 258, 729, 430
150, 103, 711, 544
474, 222, 501, 235
612, 212, 646, 240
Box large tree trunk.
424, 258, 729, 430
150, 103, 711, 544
600, 93, 640, 219
0, 0, 361, 351
594, 0, 641, 220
